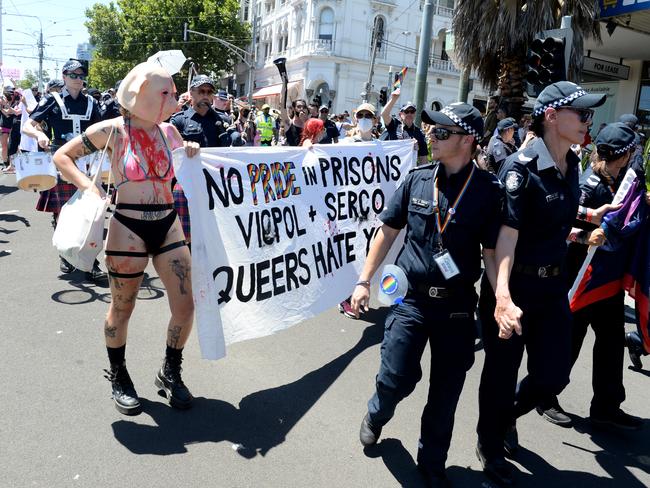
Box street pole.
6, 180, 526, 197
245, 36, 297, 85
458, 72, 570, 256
362, 19, 382, 103
247, 3, 258, 105
414, 0, 434, 125
388, 66, 393, 94
38, 30, 44, 92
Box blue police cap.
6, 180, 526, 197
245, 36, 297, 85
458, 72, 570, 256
497, 117, 516, 132
190, 75, 215, 90
533, 81, 605, 117
595, 122, 636, 158
421, 102, 484, 142
62, 59, 86, 75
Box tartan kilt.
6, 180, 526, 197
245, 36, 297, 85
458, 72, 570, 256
36, 178, 78, 214
173, 183, 191, 242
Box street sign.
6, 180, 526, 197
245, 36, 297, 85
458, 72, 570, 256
583, 56, 630, 80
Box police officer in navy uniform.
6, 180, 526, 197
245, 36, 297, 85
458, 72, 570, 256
22, 59, 104, 281
475, 82, 607, 486
485, 118, 518, 174
351, 103, 503, 487
381, 89, 429, 165
534, 122, 643, 431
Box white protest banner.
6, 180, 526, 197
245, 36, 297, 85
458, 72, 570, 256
174, 140, 415, 360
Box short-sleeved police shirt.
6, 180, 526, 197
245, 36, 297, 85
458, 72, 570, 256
385, 118, 428, 158
170, 107, 223, 147
498, 137, 580, 267
380, 162, 502, 291
486, 135, 517, 174
30, 89, 101, 145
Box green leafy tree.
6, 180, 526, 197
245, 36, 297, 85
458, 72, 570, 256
453, 0, 600, 119
16, 69, 50, 89
85, 0, 250, 90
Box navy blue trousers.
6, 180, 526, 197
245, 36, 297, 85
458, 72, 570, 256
367, 296, 476, 476
476, 274, 573, 458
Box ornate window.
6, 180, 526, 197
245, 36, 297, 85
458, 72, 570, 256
318, 8, 335, 41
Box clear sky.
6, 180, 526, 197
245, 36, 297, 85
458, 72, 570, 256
2, 0, 109, 80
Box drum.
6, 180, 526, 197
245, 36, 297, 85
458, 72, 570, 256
14, 152, 58, 191
87, 153, 112, 185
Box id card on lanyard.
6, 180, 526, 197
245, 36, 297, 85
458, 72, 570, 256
432, 164, 475, 280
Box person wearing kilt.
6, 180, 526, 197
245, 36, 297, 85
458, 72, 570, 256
22, 59, 104, 280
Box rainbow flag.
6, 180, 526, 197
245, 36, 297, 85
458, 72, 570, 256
393, 67, 408, 90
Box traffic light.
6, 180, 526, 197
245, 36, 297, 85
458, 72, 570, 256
379, 87, 388, 106
526, 35, 566, 95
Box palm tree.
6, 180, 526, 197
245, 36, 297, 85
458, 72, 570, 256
452, 0, 601, 119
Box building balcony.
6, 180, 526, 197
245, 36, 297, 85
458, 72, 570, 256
429, 57, 459, 73
420, 0, 455, 17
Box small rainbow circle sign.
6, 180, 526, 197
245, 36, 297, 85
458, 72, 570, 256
380, 273, 399, 295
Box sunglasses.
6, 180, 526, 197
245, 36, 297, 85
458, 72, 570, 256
557, 107, 594, 123
65, 73, 86, 80
356, 112, 374, 119
402, 109, 416, 114
429, 127, 468, 140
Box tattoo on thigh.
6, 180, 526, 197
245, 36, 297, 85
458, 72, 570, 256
167, 325, 182, 348
104, 321, 117, 338
109, 275, 123, 290
170, 258, 190, 295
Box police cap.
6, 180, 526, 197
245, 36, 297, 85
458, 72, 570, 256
618, 113, 639, 127
497, 117, 516, 132
62, 59, 87, 75
595, 122, 636, 159
190, 75, 215, 90
421, 102, 484, 142
532, 81, 605, 117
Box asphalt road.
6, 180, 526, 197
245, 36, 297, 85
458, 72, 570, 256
1, 172, 649, 488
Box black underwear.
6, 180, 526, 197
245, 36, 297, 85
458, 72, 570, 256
107, 204, 187, 276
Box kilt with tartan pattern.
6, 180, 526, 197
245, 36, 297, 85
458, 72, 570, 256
36, 177, 77, 214
173, 182, 190, 242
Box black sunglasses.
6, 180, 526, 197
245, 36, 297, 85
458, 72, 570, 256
557, 107, 594, 123
429, 127, 468, 140
65, 73, 86, 80
355, 112, 374, 119
402, 109, 416, 114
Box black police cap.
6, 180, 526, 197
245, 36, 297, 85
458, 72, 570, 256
497, 117, 516, 132
190, 75, 215, 90
595, 122, 636, 158
62, 59, 87, 75
421, 102, 484, 142
533, 81, 605, 117
47, 79, 65, 90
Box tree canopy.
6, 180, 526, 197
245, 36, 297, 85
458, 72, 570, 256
85, 0, 250, 90
16, 69, 51, 89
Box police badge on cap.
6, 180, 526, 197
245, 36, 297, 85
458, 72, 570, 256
62, 59, 87, 75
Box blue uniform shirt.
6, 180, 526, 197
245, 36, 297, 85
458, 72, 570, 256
380, 162, 502, 291
498, 137, 580, 267
171, 107, 225, 147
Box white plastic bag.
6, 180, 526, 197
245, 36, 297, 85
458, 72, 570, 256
52, 129, 113, 272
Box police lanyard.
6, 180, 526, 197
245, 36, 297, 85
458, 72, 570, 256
433, 164, 475, 248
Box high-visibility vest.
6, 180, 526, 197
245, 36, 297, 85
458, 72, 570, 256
256, 114, 274, 140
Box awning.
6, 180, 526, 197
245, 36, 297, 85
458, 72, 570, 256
252, 81, 300, 99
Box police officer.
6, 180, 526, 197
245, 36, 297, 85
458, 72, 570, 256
485, 118, 518, 174
381, 89, 429, 164
475, 82, 607, 486
22, 59, 104, 281
351, 103, 502, 487
534, 122, 643, 430
256, 103, 277, 146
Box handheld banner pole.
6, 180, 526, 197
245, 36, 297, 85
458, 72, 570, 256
568, 167, 638, 302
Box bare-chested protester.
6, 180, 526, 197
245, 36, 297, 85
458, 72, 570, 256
52, 62, 200, 415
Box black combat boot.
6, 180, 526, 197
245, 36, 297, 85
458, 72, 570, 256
104, 361, 142, 415
154, 355, 193, 409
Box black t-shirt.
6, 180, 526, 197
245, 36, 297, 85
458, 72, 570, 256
1, 97, 19, 128
320, 119, 339, 144
385, 118, 428, 158
285, 123, 303, 146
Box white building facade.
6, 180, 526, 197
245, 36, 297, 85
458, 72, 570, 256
230, 0, 487, 114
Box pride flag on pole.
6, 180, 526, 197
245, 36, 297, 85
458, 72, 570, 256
393, 67, 408, 90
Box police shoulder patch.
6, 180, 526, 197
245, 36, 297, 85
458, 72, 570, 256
505, 170, 524, 192
38, 97, 47, 107
586, 174, 600, 187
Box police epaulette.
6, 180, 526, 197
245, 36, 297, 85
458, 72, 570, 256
408, 162, 435, 173
513, 147, 537, 166
586, 174, 600, 187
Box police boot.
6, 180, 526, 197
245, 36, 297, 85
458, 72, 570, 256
104, 361, 142, 415
155, 356, 193, 409
625, 332, 645, 370
359, 412, 382, 447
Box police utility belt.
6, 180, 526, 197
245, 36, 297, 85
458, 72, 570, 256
413, 283, 471, 299
513, 263, 562, 278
